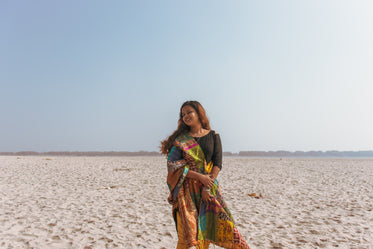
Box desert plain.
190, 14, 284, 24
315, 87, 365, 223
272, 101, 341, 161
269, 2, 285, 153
0, 156, 372, 249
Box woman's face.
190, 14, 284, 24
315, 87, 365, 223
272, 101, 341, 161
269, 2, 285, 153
181, 105, 200, 127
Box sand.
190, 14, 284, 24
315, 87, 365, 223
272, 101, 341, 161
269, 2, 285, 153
0, 156, 372, 249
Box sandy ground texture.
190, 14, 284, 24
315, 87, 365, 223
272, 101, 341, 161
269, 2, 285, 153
0, 156, 372, 249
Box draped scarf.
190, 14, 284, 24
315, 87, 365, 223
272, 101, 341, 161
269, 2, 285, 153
167, 133, 250, 249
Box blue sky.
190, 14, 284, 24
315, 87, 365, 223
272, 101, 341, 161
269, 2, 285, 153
1, 0, 372, 152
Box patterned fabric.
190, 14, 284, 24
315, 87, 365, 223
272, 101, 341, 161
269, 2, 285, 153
167, 133, 250, 249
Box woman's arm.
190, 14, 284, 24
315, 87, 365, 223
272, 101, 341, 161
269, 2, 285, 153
210, 132, 222, 181
202, 166, 220, 203
210, 166, 220, 182
202, 132, 223, 203
186, 170, 214, 189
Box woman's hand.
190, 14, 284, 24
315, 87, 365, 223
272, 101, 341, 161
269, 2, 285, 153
209, 166, 220, 182
202, 189, 214, 203
199, 174, 214, 189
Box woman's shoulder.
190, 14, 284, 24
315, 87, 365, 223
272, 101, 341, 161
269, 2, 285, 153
209, 130, 219, 136
175, 132, 189, 141
203, 129, 217, 138
204, 130, 220, 140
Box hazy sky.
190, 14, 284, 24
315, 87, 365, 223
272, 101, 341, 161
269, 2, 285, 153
1, 1, 372, 152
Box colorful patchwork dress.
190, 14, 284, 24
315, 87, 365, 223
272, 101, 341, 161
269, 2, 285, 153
167, 133, 250, 249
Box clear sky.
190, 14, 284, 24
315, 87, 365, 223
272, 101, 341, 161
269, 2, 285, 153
1, 0, 372, 152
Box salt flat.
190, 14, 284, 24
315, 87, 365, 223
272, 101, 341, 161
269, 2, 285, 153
0, 156, 372, 249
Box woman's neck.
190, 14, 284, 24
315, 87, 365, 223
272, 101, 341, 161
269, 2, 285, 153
189, 124, 203, 136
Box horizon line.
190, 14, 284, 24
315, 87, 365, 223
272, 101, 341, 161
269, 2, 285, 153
1, 150, 373, 153
1, 150, 373, 158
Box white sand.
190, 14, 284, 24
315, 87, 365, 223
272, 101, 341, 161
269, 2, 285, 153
0, 156, 372, 249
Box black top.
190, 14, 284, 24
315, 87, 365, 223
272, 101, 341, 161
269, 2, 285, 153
192, 130, 222, 170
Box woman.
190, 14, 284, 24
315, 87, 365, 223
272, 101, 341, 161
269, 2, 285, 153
161, 100, 250, 249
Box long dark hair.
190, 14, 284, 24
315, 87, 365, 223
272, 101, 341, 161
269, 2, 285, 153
160, 100, 211, 155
